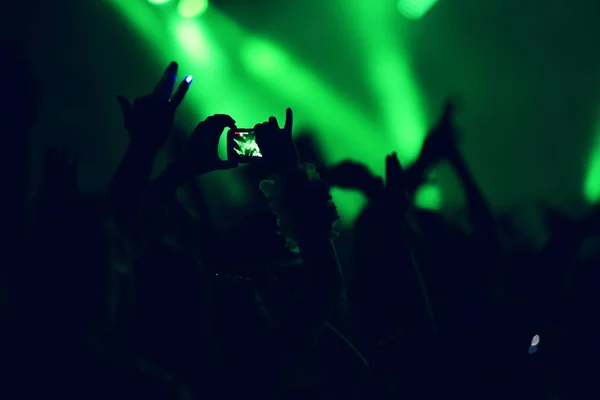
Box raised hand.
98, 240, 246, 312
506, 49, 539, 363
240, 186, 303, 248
327, 161, 383, 199
385, 152, 409, 210
117, 62, 191, 152
254, 108, 299, 170
179, 114, 238, 175
420, 101, 460, 164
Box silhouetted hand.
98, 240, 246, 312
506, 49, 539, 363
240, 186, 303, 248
385, 152, 409, 211
117, 62, 191, 152
420, 101, 460, 164
328, 161, 383, 199
179, 114, 238, 175
254, 108, 299, 170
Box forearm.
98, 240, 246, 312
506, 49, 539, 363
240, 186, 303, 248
264, 165, 344, 347
146, 161, 189, 208
448, 151, 496, 243
107, 142, 159, 223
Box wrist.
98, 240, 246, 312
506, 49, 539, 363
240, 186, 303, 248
128, 138, 161, 160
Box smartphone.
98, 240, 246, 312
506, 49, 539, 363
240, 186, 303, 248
227, 128, 264, 163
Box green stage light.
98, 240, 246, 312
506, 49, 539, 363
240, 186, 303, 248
178, 0, 209, 19
396, 0, 440, 20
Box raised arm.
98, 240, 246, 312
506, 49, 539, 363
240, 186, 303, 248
108, 62, 191, 233
254, 108, 345, 349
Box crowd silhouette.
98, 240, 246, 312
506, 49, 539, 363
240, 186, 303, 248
2, 42, 600, 400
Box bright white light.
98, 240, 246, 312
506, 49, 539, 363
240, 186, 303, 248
185, 75, 193, 83
528, 334, 540, 354
147, 0, 171, 4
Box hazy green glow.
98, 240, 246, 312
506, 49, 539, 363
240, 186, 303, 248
174, 19, 211, 66
396, 0, 440, 20
414, 184, 442, 210
108, 0, 437, 223
240, 37, 388, 163
148, 0, 171, 4
110, 0, 166, 42
330, 188, 367, 224
370, 49, 427, 164
240, 36, 392, 222
340, 1, 441, 210
584, 118, 600, 203
108, 1, 247, 205
178, 0, 209, 19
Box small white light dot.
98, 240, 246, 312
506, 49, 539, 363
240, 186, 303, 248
531, 334, 540, 347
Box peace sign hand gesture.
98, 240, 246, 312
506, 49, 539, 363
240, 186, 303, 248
117, 61, 192, 152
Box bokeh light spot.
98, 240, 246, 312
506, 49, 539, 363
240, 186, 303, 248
396, 0, 440, 20
584, 118, 600, 203
178, 0, 209, 19
414, 184, 442, 210
174, 19, 211, 65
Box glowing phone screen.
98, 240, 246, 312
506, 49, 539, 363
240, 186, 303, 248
233, 130, 263, 158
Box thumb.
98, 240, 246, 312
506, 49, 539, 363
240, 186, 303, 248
283, 107, 293, 136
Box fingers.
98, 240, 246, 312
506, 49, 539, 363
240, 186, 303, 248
268, 116, 279, 129
284, 107, 293, 134
385, 154, 393, 180
153, 61, 178, 99
386, 152, 404, 186
205, 114, 236, 129
170, 75, 192, 109
194, 114, 236, 146
440, 99, 461, 127
392, 153, 403, 173
254, 121, 270, 139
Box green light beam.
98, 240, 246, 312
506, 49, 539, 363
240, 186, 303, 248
396, 0, 440, 20
178, 0, 209, 19
584, 116, 600, 203
338, 1, 441, 210
240, 36, 396, 222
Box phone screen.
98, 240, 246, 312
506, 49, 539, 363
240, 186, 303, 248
230, 129, 263, 160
